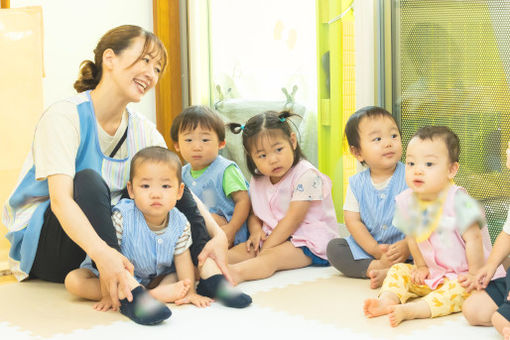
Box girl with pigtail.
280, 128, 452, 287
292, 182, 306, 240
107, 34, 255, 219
226, 111, 339, 284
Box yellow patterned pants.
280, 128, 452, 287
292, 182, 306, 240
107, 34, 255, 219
380, 263, 470, 317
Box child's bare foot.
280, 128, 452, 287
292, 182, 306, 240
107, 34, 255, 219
388, 305, 407, 327
150, 279, 191, 303
368, 269, 388, 289
363, 298, 396, 318
503, 327, 510, 340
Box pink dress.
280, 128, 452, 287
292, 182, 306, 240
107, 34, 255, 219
249, 160, 339, 259
395, 185, 506, 289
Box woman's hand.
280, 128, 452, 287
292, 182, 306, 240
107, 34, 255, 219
197, 231, 233, 284
94, 246, 134, 309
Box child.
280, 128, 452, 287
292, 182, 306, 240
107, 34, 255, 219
171, 105, 251, 248
65, 147, 251, 325
363, 126, 505, 327
462, 140, 510, 339
225, 110, 339, 284
327, 106, 409, 289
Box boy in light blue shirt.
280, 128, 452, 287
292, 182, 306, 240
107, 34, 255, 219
171, 105, 251, 247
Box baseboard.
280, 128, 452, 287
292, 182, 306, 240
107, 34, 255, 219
0, 261, 11, 276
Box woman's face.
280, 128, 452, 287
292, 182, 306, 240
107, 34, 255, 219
109, 36, 163, 103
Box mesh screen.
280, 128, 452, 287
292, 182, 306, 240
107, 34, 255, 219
393, 1, 510, 242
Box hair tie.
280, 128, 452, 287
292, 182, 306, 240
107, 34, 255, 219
240, 124, 245, 130
279, 117, 286, 122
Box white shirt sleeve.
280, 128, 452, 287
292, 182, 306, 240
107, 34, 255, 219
174, 222, 192, 255
112, 210, 124, 246
33, 101, 80, 180
343, 184, 359, 212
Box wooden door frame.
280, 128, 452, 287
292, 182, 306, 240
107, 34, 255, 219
153, 0, 183, 150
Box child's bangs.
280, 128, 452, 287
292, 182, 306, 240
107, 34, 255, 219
246, 129, 287, 153
179, 117, 214, 135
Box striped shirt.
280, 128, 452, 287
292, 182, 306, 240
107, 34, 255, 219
112, 210, 192, 255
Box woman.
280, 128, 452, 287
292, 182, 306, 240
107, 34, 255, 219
3, 25, 230, 310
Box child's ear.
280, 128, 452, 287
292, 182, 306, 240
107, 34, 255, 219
350, 145, 364, 163
173, 142, 180, 152
290, 132, 297, 150
177, 182, 185, 200
448, 161, 460, 179
126, 181, 135, 199
219, 140, 226, 150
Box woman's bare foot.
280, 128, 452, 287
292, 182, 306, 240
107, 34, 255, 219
150, 279, 191, 303
368, 269, 388, 289
503, 327, 510, 340
363, 298, 397, 318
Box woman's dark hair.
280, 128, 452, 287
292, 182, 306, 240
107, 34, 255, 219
227, 111, 304, 177
74, 25, 168, 93
170, 105, 226, 142
411, 126, 460, 163
344, 106, 400, 150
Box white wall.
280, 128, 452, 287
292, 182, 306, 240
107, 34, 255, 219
10, 0, 157, 122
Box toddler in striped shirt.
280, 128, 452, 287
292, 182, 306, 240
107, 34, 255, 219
65, 147, 216, 324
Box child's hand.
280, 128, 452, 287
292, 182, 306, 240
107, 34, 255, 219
475, 264, 497, 290
374, 244, 389, 260
458, 273, 477, 293
93, 295, 115, 312
411, 266, 429, 285
175, 292, 213, 308
386, 240, 410, 265
246, 230, 267, 255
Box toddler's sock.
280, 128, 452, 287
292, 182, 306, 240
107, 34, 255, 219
196, 274, 252, 308
119, 286, 171, 325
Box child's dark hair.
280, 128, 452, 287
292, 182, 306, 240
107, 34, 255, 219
226, 111, 304, 177
130, 146, 183, 183
170, 105, 225, 142
345, 106, 400, 150
411, 126, 460, 163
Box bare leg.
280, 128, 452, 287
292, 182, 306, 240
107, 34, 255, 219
65, 268, 140, 312
199, 257, 222, 279
65, 268, 102, 301
492, 312, 510, 338
388, 300, 431, 327
364, 291, 400, 318
149, 273, 191, 303
229, 241, 312, 285
462, 291, 498, 326
368, 268, 389, 289
228, 241, 256, 264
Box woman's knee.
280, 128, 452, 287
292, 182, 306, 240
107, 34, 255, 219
74, 169, 109, 200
